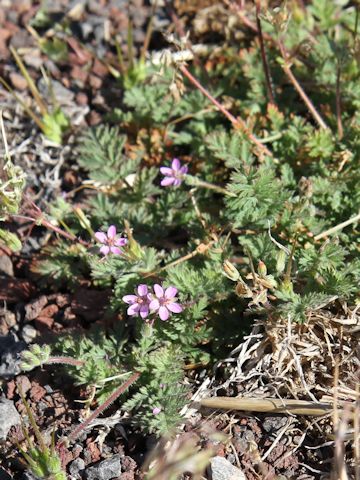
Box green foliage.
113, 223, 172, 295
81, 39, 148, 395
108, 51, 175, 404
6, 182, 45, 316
42, 107, 70, 144
19, 391, 66, 480
29, 0, 360, 441
77, 125, 140, 184
124, 343, 188, 436
55, 326, 127, 403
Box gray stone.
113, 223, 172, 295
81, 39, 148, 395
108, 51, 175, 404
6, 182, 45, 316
69, 458, 85, 479
0, 397, 21, 440
0, 333, 26, 378
85, 455, 121, 480
21, 324, 38, 343
0, 255, 14, 277
209, 456, 246, 480
37, 78, 75, 106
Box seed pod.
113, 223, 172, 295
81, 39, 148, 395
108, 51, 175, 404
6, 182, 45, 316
222, 260, 240, 282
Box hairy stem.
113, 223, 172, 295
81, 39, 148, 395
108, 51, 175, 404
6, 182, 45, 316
255, 0, 275, 105
336, 61, 343, 140
278, 41, 329, 130
65, 371, 140, 445
46, 357, 85, 367
179, 65, 272, 158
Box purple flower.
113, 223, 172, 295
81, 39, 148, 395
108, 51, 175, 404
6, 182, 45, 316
152, 406, 161, 415
95, 225, 127, 255
149, 284, 183, 321
160, 158, 188, 187
123, 284, 151, 319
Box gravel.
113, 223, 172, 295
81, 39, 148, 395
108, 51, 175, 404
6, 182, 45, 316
0, 397, 21, 440
209, 456, 246, 480
84, 455, 122, 480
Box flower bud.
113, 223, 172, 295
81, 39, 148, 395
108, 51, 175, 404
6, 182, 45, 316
222, 260, 240, 282
258, 260, 267, 277
276, 250, 287, 274
20, 344, 51, 372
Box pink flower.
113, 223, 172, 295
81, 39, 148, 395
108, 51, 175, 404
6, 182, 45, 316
160, 158, 188, 187
152, 406, 161, 415
123, 284, 151, 319
95, 225, 127, 255
149, 284, 183, 321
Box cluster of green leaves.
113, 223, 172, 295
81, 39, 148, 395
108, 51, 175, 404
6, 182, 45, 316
32, 0, 360, 437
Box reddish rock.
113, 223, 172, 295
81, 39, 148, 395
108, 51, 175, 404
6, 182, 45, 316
10, 72, 28, 90
16, 375, 32, 395
24, 295, 48, 321
87, 110, 102, 126
0, 278, 35, 303
75, 92, 88, 106
6, 380, 16, 399
89, 74, 102, 90
39, 304, 59, 318
30, 383, 46, 402
70, 65, 88, 84
55, 293, 71, 308
92, 58, 108, 77
86, 439, 101, 463
0, 309, 16, 335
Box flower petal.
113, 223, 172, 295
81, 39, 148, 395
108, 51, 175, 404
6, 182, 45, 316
137, 284, 148, 296
110, 246, 122, 255
115, 237, 127, 247
173, 178, 182, 186
100, 245, 110, 255
153, 284, 164, 298
123, 295, 137, 304
149, 299, 160, 311
160, 167, 173, 175
152, 407, 161, 415
161, 176, 175, 186
159, 306, 169, 321
95, 232, 107, 243
167, 302, 182, 313
128, 304, 140, 316
180, 165, 188, 175
165, 286, 177, 299
107, 225, 117, 239
171, 158, 181, 171
139, 305, 149, 319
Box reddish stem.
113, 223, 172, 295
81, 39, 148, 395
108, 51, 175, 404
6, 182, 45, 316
64, 371, 140, 445
255, 0, 275, 105
179, 65, 272, 158
46, 357, 85, 367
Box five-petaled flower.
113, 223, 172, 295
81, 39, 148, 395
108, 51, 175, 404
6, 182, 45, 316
160, 158, 188, 187
123, 284, 151, 319
95, 225, 127, 255
149, 284, 183, 321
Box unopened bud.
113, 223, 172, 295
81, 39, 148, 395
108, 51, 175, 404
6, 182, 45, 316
20, 344, 51, 372
223, 260, 240, 282
258, 260, 267, 277
276, 250, 287, 274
